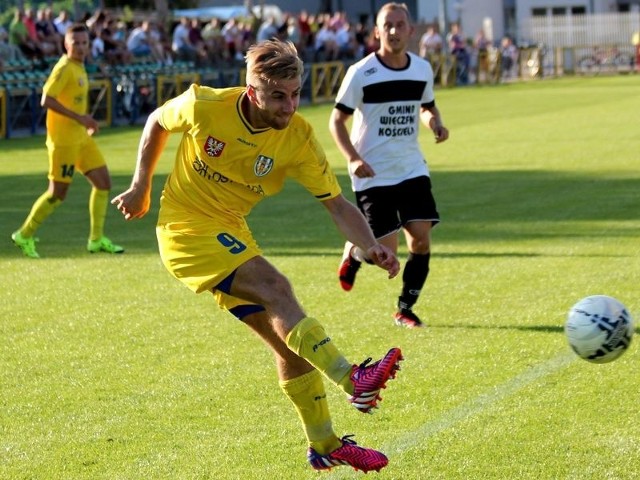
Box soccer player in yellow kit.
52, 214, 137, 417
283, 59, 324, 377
112, 39, 404, 473
11, 23, 123, 258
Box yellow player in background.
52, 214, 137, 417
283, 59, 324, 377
11, 23, 123, 258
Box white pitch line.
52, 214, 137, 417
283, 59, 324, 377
325, 352, 576, 479
384, 352, 576, 456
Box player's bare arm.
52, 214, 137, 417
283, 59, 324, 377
420, 105, 449, 143
323, 195, 400, 278
41, 95, 99, 134
329, 108, 375, 178
111, 109, 170, 220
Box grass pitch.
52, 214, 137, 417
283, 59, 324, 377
1, 76, 639, 479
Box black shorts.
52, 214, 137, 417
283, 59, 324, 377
355, 175, 440, 239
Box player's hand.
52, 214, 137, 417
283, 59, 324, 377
366, 244, 400, 279
433, 124, 449, 143
349, 158, 375, 178
111, 187, 151, 220
81, 115, 99, 135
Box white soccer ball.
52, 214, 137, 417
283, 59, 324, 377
565, 295, 634, 364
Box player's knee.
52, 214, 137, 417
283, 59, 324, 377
409, 240, 430, 255
49, 187, 68, 201
86, 167, 112, 190
267, 271, 296, 301
92, 180, 112, 191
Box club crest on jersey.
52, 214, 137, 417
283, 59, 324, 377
204, 136, 226, 157
254, 155, 274, 177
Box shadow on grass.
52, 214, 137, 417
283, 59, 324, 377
0, 125, 142, 153
1, 168, 638, 259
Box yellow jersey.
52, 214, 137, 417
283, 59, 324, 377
157, 84, 342, 229
42, 55, 89, 146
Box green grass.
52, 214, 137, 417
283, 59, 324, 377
1, 76, 639, 479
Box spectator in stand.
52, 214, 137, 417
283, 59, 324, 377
363, 27, 379, 56
113, 20, 127, 43
85, 9, 108, 35
54, 9, 74, 36
286, 15, 303, 54
154, 20, 174, 64
9, 8, 44, 60
499, 35, 518, 80
418, 23, 443, 84
25, 7, 57, 57
202, 17, 225, 65
335, 21, 357, 60
298, 10, 312, 51
633, 30, 640, 72
22, 8, 56, 57
127, 20, 165, 64
329, 11, 348, 31
22, 8, 37, 40
188, 18, 209, 66
92, 22, 130, 67
314, 18, 339, 61
0, 24, 25, 64
447, 22, 469, 84
91, 24, 105, 61
307, 13, 320, 47
100, 19, 132, 65
221, 17, 243, 64
241, 20, 257, 51
37, 7, 63, 55
257, 16, 279, 42
172, 17, 196, 62
473, 28, 492, 84
354, 22, 369, 59
418, 24, 443, 60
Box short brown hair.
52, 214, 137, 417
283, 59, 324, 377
245, 39, 304, 86
376, 2, 412, 25
66, 23, 89, 35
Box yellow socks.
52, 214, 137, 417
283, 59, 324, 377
89, 188, 108, 241
285, 317, 354, 395
280, 370, 341, 454
19, 192, 62, 237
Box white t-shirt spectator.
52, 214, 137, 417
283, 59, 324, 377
127, 27, 150, 55
92, 35, 104, 59
172, 20, 190, 52
257, 18, 278, 42
315, 26, 337, 51
53, 16, 72, 36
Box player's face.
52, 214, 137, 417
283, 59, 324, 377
249, 77, 301, 130
375, 9, 414, 54
65, 31, 90, 62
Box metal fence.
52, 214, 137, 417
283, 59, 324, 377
1, 30, 638, 139
522, 11, 640, 49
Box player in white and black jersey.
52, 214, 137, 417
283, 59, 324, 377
329, 2, 449, 328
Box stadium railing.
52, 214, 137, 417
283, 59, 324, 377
1, 44, 636, 139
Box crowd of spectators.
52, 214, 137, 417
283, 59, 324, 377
1, 5, 525, 86
3, 7, 62, 65
1, 6, 381, 72
418, 22, 521, 84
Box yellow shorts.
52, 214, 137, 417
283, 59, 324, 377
156, 219, 263, 314
47, 137, 106, 183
